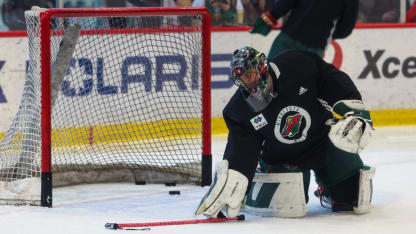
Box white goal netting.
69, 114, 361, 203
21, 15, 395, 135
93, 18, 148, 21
0, 8, 210, 206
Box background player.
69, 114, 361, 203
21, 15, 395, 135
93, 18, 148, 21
195, 47, 375, 218
251, 0, 359, 58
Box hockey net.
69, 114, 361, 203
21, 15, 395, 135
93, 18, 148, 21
0, 7, 211, 206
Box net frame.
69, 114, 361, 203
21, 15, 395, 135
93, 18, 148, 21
35, 7, 212, 207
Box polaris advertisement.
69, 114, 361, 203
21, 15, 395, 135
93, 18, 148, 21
0, 27, 416, 131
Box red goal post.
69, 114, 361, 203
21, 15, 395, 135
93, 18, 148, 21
0, 7, 211, 207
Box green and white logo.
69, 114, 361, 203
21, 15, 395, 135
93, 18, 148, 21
274, 106, 311, 144
250, 113, 268, 130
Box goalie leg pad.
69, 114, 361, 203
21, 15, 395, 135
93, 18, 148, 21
195, 160, 248, 218
244, 172, 307, 218
353, 166, 376, 214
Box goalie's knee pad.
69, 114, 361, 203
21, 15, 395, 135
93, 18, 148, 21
353, 166, 376, 214
243, 172, 307, 218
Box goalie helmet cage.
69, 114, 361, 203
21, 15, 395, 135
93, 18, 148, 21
0, 7, 211, 207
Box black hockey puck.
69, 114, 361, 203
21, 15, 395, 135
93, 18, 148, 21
165, 182, 176, 187
169, 190, 180, 195
135, 181, 146, 185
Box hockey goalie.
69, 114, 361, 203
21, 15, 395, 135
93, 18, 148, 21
196, 47, 375, 218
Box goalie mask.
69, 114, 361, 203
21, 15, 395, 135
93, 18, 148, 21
231, 46, 276, 112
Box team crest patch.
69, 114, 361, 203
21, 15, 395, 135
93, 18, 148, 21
281, 114, 303, 137
274, 106, 311, 144
250, 113, 268, 130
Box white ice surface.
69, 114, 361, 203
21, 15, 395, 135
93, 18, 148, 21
1, 126, 416, 234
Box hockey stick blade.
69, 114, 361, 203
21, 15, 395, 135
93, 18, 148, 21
105, 214, 245, 230
105, 223, 150, 231
105, 223, 120, 230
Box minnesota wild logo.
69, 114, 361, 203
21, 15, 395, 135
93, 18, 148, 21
281, 114, 303, 138
274, 106, 311, 144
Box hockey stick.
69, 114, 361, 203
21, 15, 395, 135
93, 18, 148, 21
8, 21, 81, 184
105, 214, 245, 230
50, 23, 81, 106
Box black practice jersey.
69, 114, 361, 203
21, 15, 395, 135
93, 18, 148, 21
270, 0, 359, 50
223, 51, 361, 183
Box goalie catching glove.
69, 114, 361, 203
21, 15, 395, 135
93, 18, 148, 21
195, 160, 248, 218
328, 100, 374, 154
